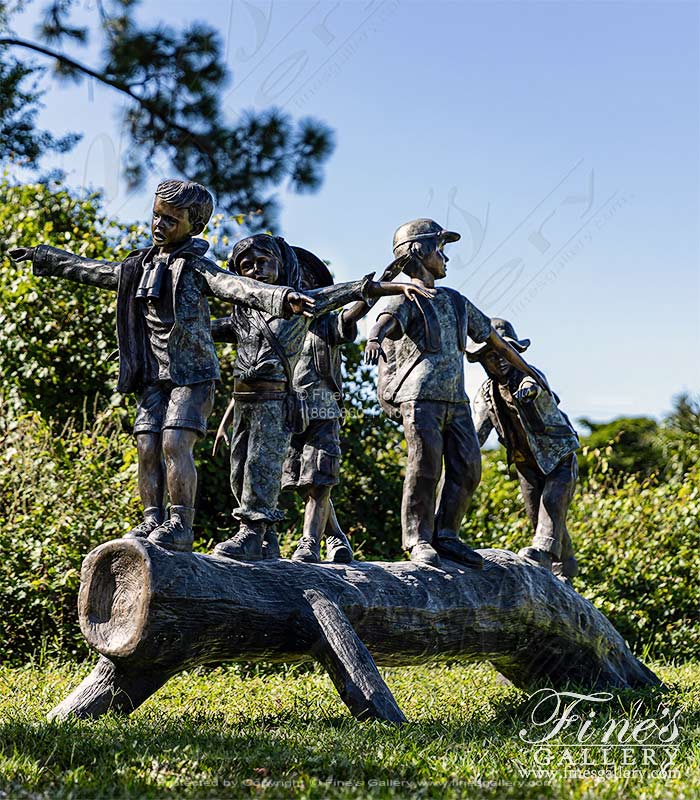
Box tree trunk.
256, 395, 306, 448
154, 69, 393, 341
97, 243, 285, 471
48, 539, 659, 722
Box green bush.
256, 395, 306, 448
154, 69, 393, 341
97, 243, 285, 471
576, 415, 665, 477
0, 179, 148, 424
0, 405, 140, 662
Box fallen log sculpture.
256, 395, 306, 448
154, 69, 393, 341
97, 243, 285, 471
49, 539, 659, 722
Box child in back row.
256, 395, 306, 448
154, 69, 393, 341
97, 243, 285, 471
281, 247, 393, 564
211, 234, 434, 561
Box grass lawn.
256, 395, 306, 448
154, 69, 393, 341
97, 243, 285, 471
1, 659, 698, 799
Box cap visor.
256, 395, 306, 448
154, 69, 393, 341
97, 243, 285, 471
510, 338, 531, 352
440, 230, 461, 244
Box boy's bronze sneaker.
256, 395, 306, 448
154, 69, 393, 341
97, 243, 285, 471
292, 536, 321, 563
326, 533, 353, 564
213, 525, 263, 561
409, 541, 442, 567
518, 546, 554, 571
434, 534, 483, 569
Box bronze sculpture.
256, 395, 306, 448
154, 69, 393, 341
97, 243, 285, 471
9, 179, 314, 554
211, 234, 434, 562
469, 318, 580, 582
365, 219, 548, 568
11, 191, 663, 729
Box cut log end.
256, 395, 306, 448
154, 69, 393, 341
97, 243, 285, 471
78, 539, 152, 658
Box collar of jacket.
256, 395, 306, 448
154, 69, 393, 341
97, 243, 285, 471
127, 236, 210, 264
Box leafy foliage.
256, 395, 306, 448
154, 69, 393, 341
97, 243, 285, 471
0, 179, 145, 422
576, 415, 665, 477
0, 0, 334, 228
0, 52, 78, 171
0, 405, 139, 662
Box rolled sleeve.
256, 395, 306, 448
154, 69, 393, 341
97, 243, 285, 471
333, 310, 359, 345
270, 286, 291, 318
358, 271, 376, 303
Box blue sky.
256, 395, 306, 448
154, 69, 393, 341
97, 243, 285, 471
11, 0, 700, 422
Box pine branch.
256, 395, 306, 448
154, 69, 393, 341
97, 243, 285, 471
0, 36, 215, 164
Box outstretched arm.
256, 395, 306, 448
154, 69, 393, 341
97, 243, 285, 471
368, 280, 435, 302
198, 260, 315, 318
10, 245, 120, 290
310, 275, 434, 319
340, 257, 433, 326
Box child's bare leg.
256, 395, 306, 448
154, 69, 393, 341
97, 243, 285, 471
148, 428, 198, 552
125, 432, 165, 538
324, 498, 353, 563
162, 428, 199, 508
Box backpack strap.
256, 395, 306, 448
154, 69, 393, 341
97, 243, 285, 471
253, 310, 308, 431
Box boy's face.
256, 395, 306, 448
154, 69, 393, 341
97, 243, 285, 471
420, 239, 449, 279
151, 197, 193, 247
482, 350, 513, 385
237, 247, 281, 285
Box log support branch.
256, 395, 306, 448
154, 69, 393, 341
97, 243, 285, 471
301, 589, 406, 724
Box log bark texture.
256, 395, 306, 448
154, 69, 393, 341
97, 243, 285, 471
49, 539, 659, 722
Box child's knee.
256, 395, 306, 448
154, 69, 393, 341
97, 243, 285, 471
162, 428, 196, 461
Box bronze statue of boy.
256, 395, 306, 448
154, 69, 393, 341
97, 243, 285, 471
282, 248, 392, 564
9, 179, 312, 554
468, 318, 580, 582
365, 218, 547, 568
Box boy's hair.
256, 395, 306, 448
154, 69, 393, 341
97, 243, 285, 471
393, 239, 435, 279
154, 179, 214, 235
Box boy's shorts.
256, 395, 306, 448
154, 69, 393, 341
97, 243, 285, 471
282, 417, 341, 490
133, 380, 216, 436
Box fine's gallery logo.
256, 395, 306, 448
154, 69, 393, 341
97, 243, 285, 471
515, 689, 682, 780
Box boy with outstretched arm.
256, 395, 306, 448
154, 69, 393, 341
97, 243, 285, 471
365, 218, 548, 569
9, 179, 313, 554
